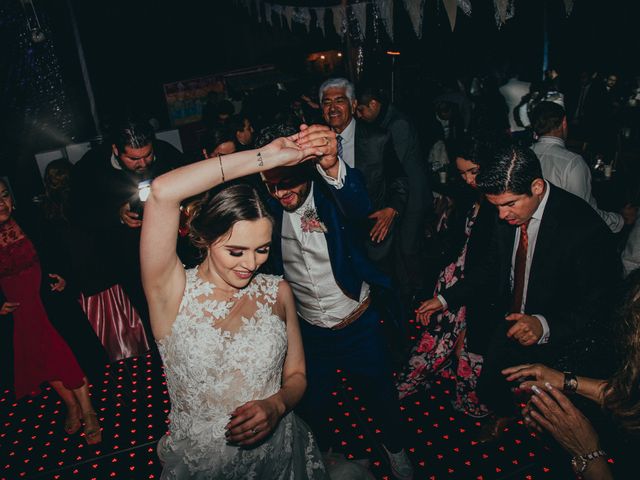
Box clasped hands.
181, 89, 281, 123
290, 125, 397, 242
224, 397, 285, 447
415, 299, 542, 345
267, 124, 338, 171
502, 364, 600, 458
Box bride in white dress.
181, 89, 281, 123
140, 126, 336, 479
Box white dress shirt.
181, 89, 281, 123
532, 136, 623, 233
499, 78, 531, 132
337, 118, 356, 168
511, 181, 550, 344
281, 168, 369, 328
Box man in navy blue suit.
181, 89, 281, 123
258, 124, 413, 480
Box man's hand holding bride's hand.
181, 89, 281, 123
225, 398, 285, 446
294, 124, 339, 177
262, 124, 336, 170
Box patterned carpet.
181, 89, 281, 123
0, 344, 585, 480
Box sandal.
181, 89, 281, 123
64, 406, 82, 435
82, 412, 102, 445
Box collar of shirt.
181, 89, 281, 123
537, 135, 565, 148
339, 117, 356, 143
530, 180, 551, 224
110, 153, 123, 171
436, 115, 450, 127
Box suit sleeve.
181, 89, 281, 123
544, 223, 619, 343
441, 220, 502, 310
382, 133, 409, 216
328, 164, 372, 220
388, 117, 432, 214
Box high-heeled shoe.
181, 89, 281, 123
64, 405, 82, 435
82, 412, 102, 445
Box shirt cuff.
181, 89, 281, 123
534, 314, 550, 344
315, 157, 346, 189
436, 294, 448, 311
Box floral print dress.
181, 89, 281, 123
397, 204, 488, 418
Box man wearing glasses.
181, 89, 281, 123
260, 124, 414, 480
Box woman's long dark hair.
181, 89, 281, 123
187, 183, 273, 259
603, 269, 640, 435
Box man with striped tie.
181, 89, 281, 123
319, 78, 408, 269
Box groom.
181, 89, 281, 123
257, 124, 413, 480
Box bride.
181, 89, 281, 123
140, 125, 335, 479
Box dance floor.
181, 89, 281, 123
0, 322, 588, 480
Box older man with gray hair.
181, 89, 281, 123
319, 78, 409, 265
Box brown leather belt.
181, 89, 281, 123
331, 296, 371, 330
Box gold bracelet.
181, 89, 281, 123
218, 153, 225, 182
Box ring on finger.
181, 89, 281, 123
250, 427, 259, 435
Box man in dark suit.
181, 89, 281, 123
417, 143, 619, 441
318, 78, 408, 267
356, 85, 432, 303
259, 124, 413, 480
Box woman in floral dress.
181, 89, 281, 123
397, 138, 499, 418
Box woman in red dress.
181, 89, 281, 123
0, 179, 101, 444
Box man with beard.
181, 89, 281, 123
260, 123, 414, 480
71, 117, 184, 338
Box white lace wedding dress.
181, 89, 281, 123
156, 268, 328, 479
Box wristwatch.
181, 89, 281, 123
570, 449, 607, 474
563, 371, 578, 393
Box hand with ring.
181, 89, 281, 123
290, 124, 337, 156
224, 398, 284, 446
290, 124, 339, 177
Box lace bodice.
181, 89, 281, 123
157, 269, 287, 469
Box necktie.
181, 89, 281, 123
336, 134, 343, 159
511, 221, 529, 313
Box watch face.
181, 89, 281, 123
571, 456, 587, 473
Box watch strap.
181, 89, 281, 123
571, 449, 607, 474
563, 371, 578, 393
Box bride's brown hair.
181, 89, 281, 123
187, 183, 273, 259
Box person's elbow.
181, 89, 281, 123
147, 175, 176, 205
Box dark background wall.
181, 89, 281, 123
1, 0, 639, 200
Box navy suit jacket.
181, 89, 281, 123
265, 164, 391, 302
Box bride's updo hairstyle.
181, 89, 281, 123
188, 183, 273, 258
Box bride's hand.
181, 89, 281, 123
260, 124, 337, 169
225, 398, 285, 446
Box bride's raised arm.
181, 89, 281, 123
140, 125, 336, 339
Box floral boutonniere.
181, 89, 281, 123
299, 205, 328, 233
